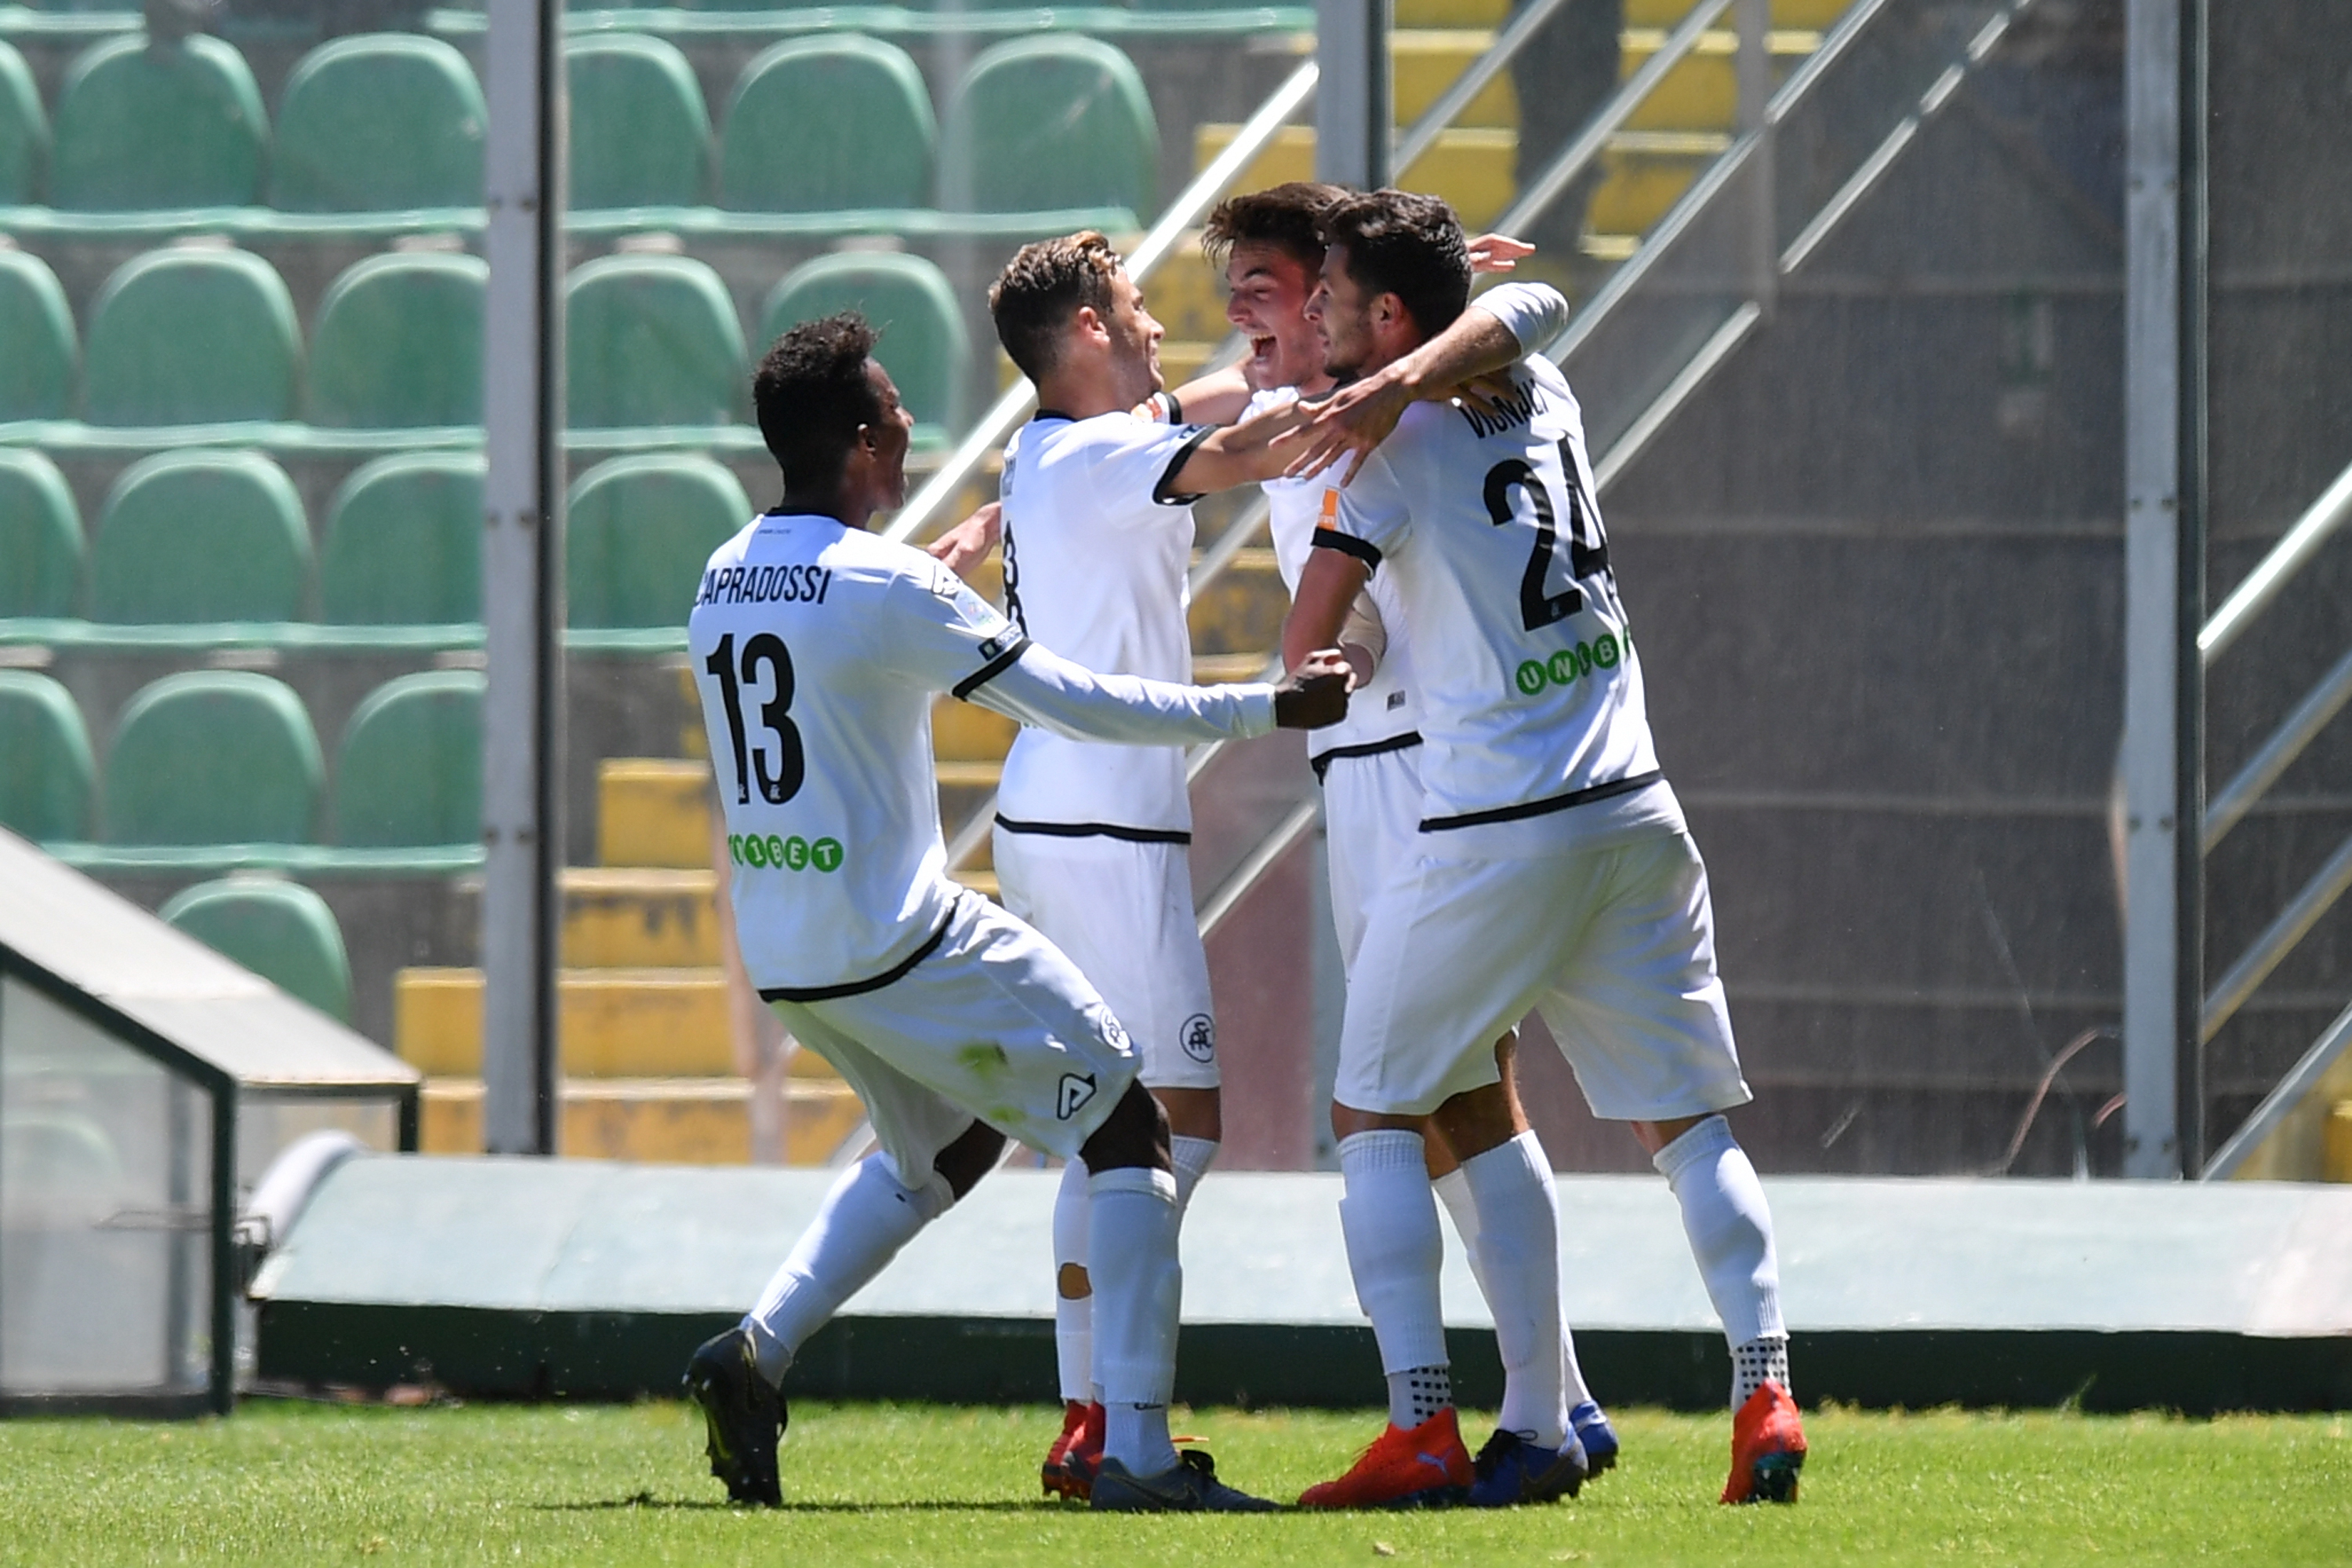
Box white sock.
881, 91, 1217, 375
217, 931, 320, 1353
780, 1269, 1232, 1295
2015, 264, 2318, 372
1086, 1164, 1182, 1475
1171, 1134, 1218, 1212
1461, 1131, 1567, 1448
1437, 1154, 1595, 1418
1051, 1156, 1092, 1405
1387, 1364, 1453, 1428
1652, 1115, 1788, 1405
1732, 1334, 1791, 1407
742, 1154, 949, 1385
1337, 1130, 1449, 1409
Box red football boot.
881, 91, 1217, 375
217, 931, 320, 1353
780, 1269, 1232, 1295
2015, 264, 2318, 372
1043, 1400, 1105, 1501
1721, 1381, 1806, 1504
1298, 1408, 1474, 1509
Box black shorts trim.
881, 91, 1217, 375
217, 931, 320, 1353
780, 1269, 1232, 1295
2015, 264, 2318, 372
1311, 530, 1382, 568
1152, 425, 1218, 506
1311, 729, 1423, 783
994, 815, 1192, 846
1418, 769, 1665, 833
758, 899, 959, 1004
951, 635, 1031, 700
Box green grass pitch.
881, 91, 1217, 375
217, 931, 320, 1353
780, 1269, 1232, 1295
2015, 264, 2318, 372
0, 1400, 2346, 1566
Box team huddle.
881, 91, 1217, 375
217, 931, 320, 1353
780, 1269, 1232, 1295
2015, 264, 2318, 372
678, 183, 1807, 1513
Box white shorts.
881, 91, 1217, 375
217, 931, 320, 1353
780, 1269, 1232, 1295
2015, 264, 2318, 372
993, 826, 1220, 1091
769, 892, 1138, 1188
1336, 829, 1753, 1122
1319, 742, 1425, 972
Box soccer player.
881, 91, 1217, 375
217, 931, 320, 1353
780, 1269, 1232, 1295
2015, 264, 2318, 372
1281, 191, 1809, 1506
679, 313, 1349, 1513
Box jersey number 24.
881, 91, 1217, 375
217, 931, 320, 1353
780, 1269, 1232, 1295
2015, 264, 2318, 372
1483, 437, 1610, 632
704, 631, 804, 806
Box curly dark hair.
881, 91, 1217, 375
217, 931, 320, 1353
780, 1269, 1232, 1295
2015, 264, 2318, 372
1202, 181, 1351, 272
988, 230, 1122, 384
1318, 189, 1472, 339
753, 312, 884, 491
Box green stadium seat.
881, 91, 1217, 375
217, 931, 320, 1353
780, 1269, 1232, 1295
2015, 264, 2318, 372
271, 34, 485, 212
569, 34, 707, 209
941, 38, 1157, 216
760, 253, 967, 432
567, 454, 747, 629
718, 35, 932, 213
0, 670, 93, 842
564, 254, 746, 429
82, 247, 299, 426
0, 449, 82, 619
334, 670, 481, 848
89, 450, 310, 624
319, 452, 483, 625
49, 34, 266, 211
158, 876, 353, 1021
307, 252, 486, 429
0, 42, 43, 205
0, 250, 74, 423
103, 670, 321, 845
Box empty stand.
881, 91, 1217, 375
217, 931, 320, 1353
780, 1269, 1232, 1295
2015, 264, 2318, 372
941, 37, 1157, 215
335, 670, 483, 849
318, 452, 484, 626
760, 252, 967, 431
103, 670, 321, 845
159, 874, 354, 1021
81, 246, 299, 426
0, 249, 74, 423
0, 670, 93, 842
568, 34, 707, 210
0, 449, 78, 619
48, 34, 265, 211
0, 40, 40, 205
270, 34, 485, 212
307, 251, 488, 428
566, 454, 748, 628
718, 34, 934, 213
564, 253, 746, 429
89, 449, 310, 623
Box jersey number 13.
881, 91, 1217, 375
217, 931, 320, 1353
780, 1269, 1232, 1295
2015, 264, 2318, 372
704, 631, 804, 806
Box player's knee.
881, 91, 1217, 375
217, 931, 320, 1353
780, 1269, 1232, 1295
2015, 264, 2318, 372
1076, 1080, 1171, 1174
931, 1120, 1008, 1200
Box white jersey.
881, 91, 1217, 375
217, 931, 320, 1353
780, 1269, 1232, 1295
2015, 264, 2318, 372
1323, 354, 1678, 848
688, 513, 1275, 996
995, 409, 1211, 837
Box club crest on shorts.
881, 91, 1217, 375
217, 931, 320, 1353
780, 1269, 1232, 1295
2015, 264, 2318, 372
1179, 1013, 1216, 1063
1057, 1072, 1098, 1120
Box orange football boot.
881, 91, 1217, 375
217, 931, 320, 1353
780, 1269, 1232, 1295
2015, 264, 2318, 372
1298, 1407, 1474, 1509
1043, 1400, 1104, 1501
1721, 1381, 1806, 1504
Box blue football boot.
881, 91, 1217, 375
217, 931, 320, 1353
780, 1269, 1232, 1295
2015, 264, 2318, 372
1570, 1400, 1621, 1475
1467, 1427, 1590, 1507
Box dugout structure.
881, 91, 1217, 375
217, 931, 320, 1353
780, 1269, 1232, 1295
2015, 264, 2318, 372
0, 829, 418, 1416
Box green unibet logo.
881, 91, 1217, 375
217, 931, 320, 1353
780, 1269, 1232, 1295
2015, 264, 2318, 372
1515, 633, 1621, 697
729, 833, 845, 873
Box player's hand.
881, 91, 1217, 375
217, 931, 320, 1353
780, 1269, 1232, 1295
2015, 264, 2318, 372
1280, 372, 1415, 486
1449, 368, 1523, 417
924, 501, 1000, 579
1272, 649, 1351, 729
1468, 232, 1535, 274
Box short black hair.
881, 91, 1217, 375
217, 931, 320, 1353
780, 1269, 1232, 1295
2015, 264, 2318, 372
1202, 181, 1350, 272
1319, 190, 1472, 339
753, 312, 884, 490
988, 230, 1121, 384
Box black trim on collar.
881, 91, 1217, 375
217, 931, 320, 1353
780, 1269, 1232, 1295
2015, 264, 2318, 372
995, 815, 1192, 846
1310, 729, 1423, 782
952, 635, 1032, 700
1419, 769, 1665, 833
1151, 425, 1218, 506
1033, 408, 1079, 423
758, 899, 959, 1004
1312, 530, 1382, 568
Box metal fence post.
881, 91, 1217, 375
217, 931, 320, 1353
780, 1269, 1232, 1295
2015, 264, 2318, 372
1317, 0, 1391, 189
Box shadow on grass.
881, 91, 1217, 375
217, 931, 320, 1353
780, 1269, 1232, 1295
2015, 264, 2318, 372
537, 1492, 1053, 1515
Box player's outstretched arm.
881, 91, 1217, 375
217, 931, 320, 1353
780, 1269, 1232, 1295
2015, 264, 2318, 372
1284, 280, 1572, 484
967, 641, 1348, 740
924, 500, 1001, 581
1152, 364, 1253, 428
1160, 394, 1316, 496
